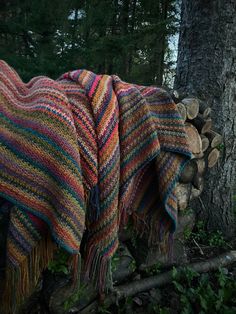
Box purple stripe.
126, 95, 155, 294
0, 105, 80, 163
9, 223, 36, 254
0, 157, 84, 233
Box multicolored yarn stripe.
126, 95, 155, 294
0, 60, 192, 313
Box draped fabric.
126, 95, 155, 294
0, 61, 191, 313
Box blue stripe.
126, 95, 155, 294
96, 86, 113, 125
0, 163, 85, 232
0, 191, 81, 254
121, 133, 158, 168
0, 112, 81, 171
0, 135, 84, 207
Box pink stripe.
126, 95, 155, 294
0, 105, 80, 163
88, 75, 100, 97
71, 70, 80, 80
27, 212, 47, 231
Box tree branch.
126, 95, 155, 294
79, 251, 236, 313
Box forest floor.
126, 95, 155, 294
22, 222, 236, 314
102, 237, 236, 314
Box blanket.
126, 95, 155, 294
0, 60, 192, 313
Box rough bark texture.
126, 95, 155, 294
175, 0, 236, 237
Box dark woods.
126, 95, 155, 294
0, 0, 179, 85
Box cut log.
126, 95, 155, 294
200, 134, 210, 152
175, 183, 192, 211
199, 101, 212, 119
190, 186, 203, 200
194, 158, 206, 176
207, 148, 220, 168
182, 98, 199, 119
177, 102, 187, 121
192, 114, 212, 134
205, 130, 223, 148
179, 160, 197, 183
185, 123, 202, 154
202, 107, 211, 119
171, 89, 180, 102
193, 173, 204, 190
170, 89, 186, 103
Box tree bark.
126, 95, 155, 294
175, 0, 236, 237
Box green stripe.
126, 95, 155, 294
122, 132, 157, 168
0, 112, 81, 173
0, 136, 84, 209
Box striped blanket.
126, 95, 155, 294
0, 60, 191, 313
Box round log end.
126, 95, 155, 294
208, 148, 220, 168
185, 123, 202, 154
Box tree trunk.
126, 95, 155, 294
175, 0, 236, 237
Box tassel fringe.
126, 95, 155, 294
83, 244, 113, 294
0, 234, 55, 314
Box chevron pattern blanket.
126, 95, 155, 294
0, 60, 191, 313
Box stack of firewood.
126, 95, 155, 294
172, 91, 222, 212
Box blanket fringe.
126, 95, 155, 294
0, 234, 55, 314
70, 252, 82, 291
83, 244, 113, 294
131, 211, 173, 260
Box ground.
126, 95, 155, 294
21, 222, 236, 314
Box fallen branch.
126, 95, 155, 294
79, 251, 236, 313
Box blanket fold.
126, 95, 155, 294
0, 60, 191, 313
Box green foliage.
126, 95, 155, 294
216, 143, 225, 151
118, 296, 133, 314
192, 220, 208, 243
47, 248, 69, 275
111, 254, 120, 273
181, 207, 194, 216
185, 220, 228, 248
129, 259, 137, 272
63, 284, 88, 311
208, 231, 228, 247
171, 267, 236, 313
150, 305, 170, 314
144, 262, 162, 276
183, 226, 192, 241
98, 305, 112, 314
0, 0, 179, 86
111, 248, 136, 273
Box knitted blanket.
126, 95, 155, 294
0, 60, 191, 313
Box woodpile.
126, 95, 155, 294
171, 91, 222, 211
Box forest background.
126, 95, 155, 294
0, 0, 179, 86
1, 1, 236, 312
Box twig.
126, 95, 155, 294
192, 238, 204, 255
198, 196, 208, 213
